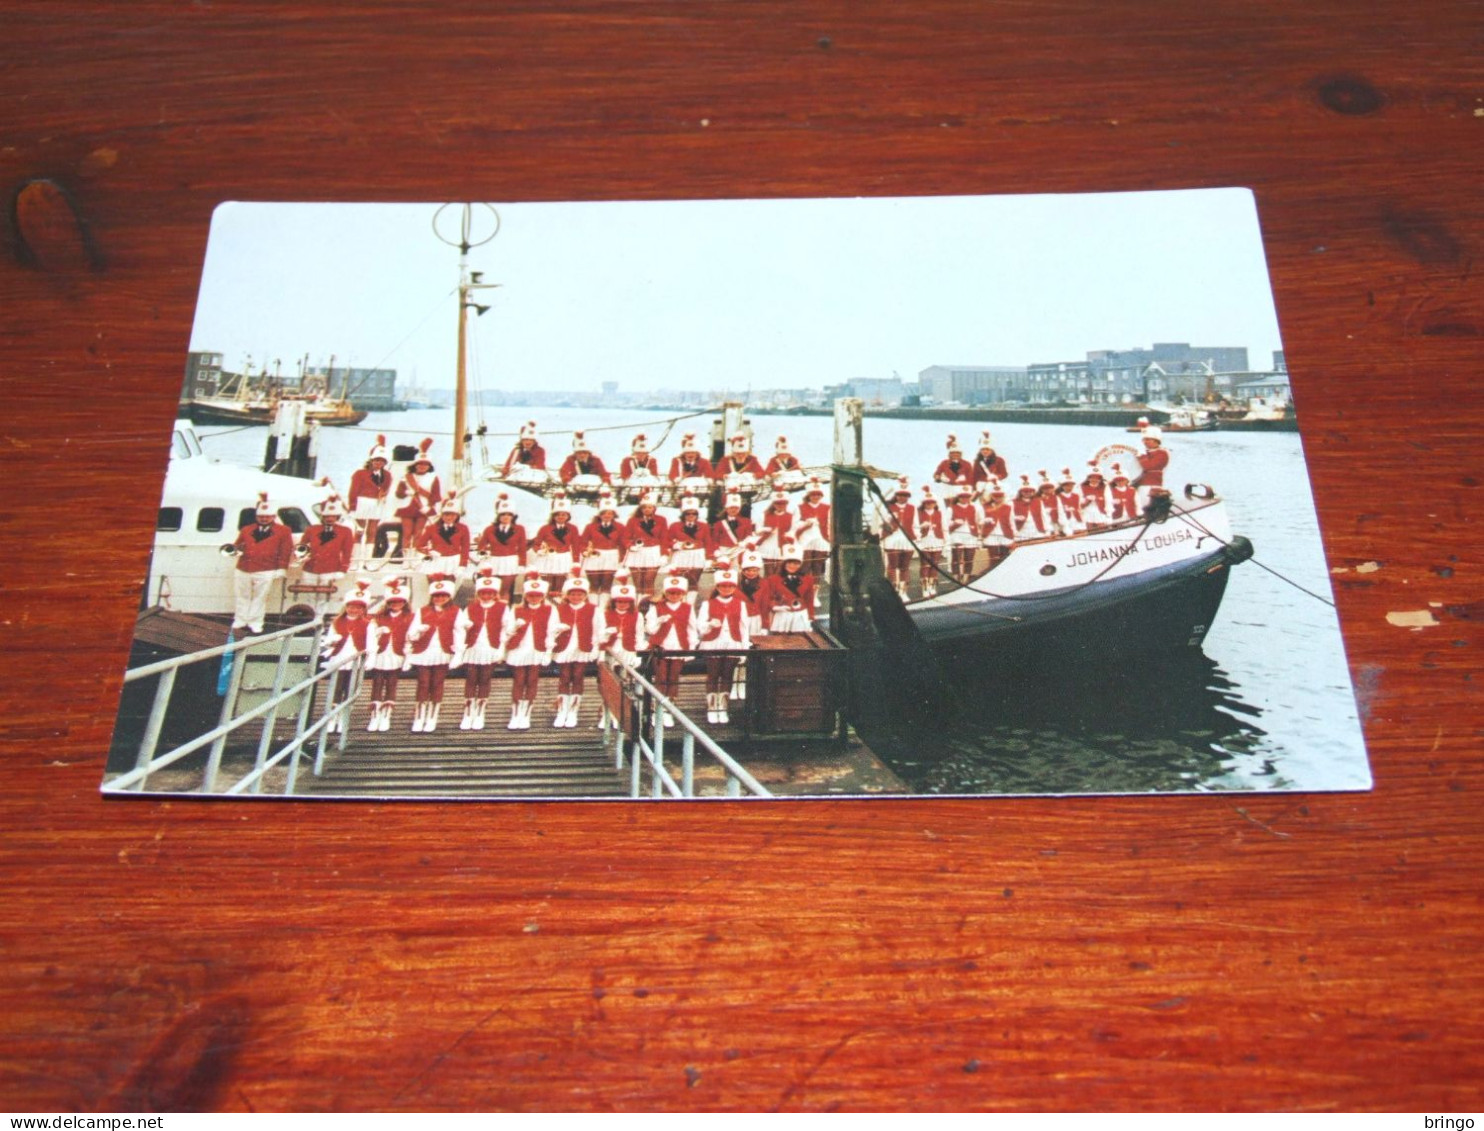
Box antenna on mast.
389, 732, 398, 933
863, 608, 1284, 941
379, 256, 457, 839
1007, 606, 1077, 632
432, 203, 501, 490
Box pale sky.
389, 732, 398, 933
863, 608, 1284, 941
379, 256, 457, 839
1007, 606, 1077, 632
191, 190, 1285, 392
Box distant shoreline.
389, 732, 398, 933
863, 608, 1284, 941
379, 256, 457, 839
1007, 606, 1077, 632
745, 404, 1300, 432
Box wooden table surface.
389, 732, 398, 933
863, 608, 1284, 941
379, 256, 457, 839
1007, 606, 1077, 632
3, 1, 1481, 1112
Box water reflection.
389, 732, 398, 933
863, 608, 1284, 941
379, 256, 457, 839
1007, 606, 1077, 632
857, 650, 1290, 795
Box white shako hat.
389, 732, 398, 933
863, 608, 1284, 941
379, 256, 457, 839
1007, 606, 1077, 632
775, 435, 789, 452
1036, 469, 1055, 491
1143, 424, 1164, 441
254, 492, 275, 520
428, 573, 458, 599
637, 490, 659, 508
739, 550, 764, 571
631, 433, 649, 452
596, 490, 618, 516
770, 489, 788, 506
978, 431, 994, 449
495, 492, 516, 516
780, 539, 803, 562
413, 437, 435, 467
473, 570, 500, 596
730, 431, 750, 450
1109, 463, 1130, 484
946, 434, 962, 453
714, 568, 739, 586
1016, 474, 1036, 494
1136, 416, 1150, 429
521, 571, 549, 598
679, 495, 701, 514
985, 477, 1006, 498
805, 476, 825, 497
724, 492, 743, 510
549, 492, 572, 518
318, 486, 345, 518
438, 494, 462, 516
562, 568, 590, 594
610, 582, 638, 603
1058, 467, 1078, 487
367, 434, 390, 463
919, 485, 939, 507
662, 575, 689, 595
572, 430, 591, 452
342, 577, 374, 611
519, 421, 539, 441
681, 432, 700, 453
1084, 461, 1105, 480
380, 575, 410, 604
892, 477, 912, 499
612, 565, 633, 586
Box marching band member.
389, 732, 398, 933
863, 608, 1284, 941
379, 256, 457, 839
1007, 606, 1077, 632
714, 432, 766, 483
454, 569, 508, 732
756, 490, 794, 575
365, 575, 413, 733
297, 489, 356, 614
1011, 475, 1047, 539
1133, 424, 1170, 509
405, 573, 460, 733
623, 491, 668, 597
668, 433, 713, 484
559, 431, 611, 486
933, 436, 974, 486
698, 568, 751, 724
764, 436, 802, 477
348, 435, 396, 557
600, 578, 646, 670
551, 571, 600, 729
530, 492, 583, 595
227, 493, 295, 634
971, 432, 1009, 486
795, 477, 831, 578
980, 479, 1015, 567
948, 483, 981, 584
1054, 468, 1085, 535
736, 550, 767, 636
503, 573, 556, 731
880, 478, 917, 600
415, 495, 471, 577
394, 438, 442, 554
1035, 471, 1064, 537
618, 434, 662, 481
320, 578, 374, 734
501, 421, 547, 477
1109, 463, 1139, 523
646, 576, 697, 724
914, 486, 946, 598
579, 490, 626, 595
758, 540, 817, 631
474, 493, 527, 602
666, 496, 711, 593
1080, 464, 1112, 529
709, 493, 755, 568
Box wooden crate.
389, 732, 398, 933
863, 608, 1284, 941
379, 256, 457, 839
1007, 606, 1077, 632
748, 630, 845, 738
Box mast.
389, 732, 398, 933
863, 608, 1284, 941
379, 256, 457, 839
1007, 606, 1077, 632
435, 203, 500, 492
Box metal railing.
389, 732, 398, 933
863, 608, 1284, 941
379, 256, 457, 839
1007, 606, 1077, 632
598, 657, 770, 800
105, 619, 364, 796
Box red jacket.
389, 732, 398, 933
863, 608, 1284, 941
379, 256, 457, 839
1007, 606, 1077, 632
580, 519, 627, 558
666, 519, 711, 557
884, 501, 915, 537
234, 522, 295, 573
559, 453, 610, 484
299, 522, 355, 574
933, 458, 974, 485
601, 606, 645, 652
328, 612, 371, 652
1111, 484, 1139, 522
462, 600, 508, 649
502, 443, 547, 475
982, 502, 1014, 540
759, 505, 793, 543
1134, 447, 1169, 489
971, 453, 1009, 485
554, 602, 599, 653
710, 515, 754, 551
395, 471, 441, 518
531, 522, 583, 557
668, 454, 714, 481
700, 594, 750, 643
619, 454, 661, 479
1080, 481, 1111, 520
798, 500, 830, 540
348, 467, 393, 509
416, 520, 471, 565
917, 508, 945, 541
764, 453, 802, 475
476, 520, 527, 562
1012, 496, 1046, 535
624, 512, 668, 549
714, 453, 766, 480
948, 501, 979, 537
758, 572, 817, 623
506, 602, 555, 655
409, 604, 459, 656
1055, 488, 1083, 522
373, 607, 413, 655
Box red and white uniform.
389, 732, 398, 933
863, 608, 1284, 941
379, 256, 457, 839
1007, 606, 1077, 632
348, 467, 394, 516
1054, 487, 1084, 533
503, 602, 556, 666
552, 602, 600, 664
1111, 480, 1139, 522
710, 514, 755, 562
933, 457, 975, 486
1135, 447, 1169, 490
623, 512, 669, 570
756, 503, 794, 562
646, 599, 698, 650
476, 519, 528, 576
758, 571, 817, 633
395, 469, 442, 523
972, 452, 1009, 485
559, 452, 610, 485
668, 453, 714, 483
666, 518, 711, 572
1080, 479, 1112, 526
698, 593, 752, 650
579, 518, 627, 573
502, 443, 547, 476
619, 452, 662, 480
1012, 494, 1047, 538
299, 520, 356, 577
981, 500, 1015, 546
796, 498, 830, 554
948, 500, 981, 549
456, 599, 508, 666
737, 573, 767, 634
916, 506, 946, 552
764, 452, 802, 476
416, 519, 471, 572
530, 521, 582, 576
714, 452, 766, 481
231, 519, 295, 632
406, 603, 460, 666
880, 499, 916, 552
599, 604, 647, 667
369, 606, 414, 672
322, 610, 372, 668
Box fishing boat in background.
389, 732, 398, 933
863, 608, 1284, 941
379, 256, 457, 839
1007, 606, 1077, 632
185, 358, 368, 428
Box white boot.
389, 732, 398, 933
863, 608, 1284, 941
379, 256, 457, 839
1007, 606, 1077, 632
568, 695, 582, 727
378, 702, 392, 732
365, 702, 380, 732
716, 694, 730, 725
732, 665, 746, 701
460, 700, 475, 730
427, 702, 441, 733
706, 692, 718, 724
412, 702, 427, 733
508, 700, 522, 730
520, 699, 534, 730
552, 695, 569, 729
473, 699, 487, 731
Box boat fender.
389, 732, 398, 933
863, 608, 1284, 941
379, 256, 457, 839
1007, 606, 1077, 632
1224, 535, 1255, 565
1184, 483, 1215, 500
1143, 493, 1173, 522
219, 543, 240, 557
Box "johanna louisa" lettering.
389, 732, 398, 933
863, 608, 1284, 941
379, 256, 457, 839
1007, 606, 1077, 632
1062, 526, 1193, 570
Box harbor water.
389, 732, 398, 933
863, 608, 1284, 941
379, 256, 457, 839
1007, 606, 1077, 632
197, 406, 1371, 796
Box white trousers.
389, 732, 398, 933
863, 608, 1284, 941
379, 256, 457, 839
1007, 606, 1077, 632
233, 571, 277, 632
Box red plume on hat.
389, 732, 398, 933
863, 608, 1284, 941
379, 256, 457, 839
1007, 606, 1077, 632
495, 492, 514, 514
254, 491, 273, 518
415, 437, 434, 463
894, 476, 911, 496
775, 435, 789, 452
919, 484, 939, 506
519, 421, 538, 441
806, 476, 824, 495
631, 433, 648, 451
368, 434, 390, 462
1017, 474, 1034, 492
946, 434, 961, 451
1110, 462, 1129, 482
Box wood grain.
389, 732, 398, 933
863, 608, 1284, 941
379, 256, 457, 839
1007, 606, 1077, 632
1, 1, 1481, 1112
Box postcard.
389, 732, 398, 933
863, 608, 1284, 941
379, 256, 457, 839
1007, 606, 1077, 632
102, 191, 1371, 800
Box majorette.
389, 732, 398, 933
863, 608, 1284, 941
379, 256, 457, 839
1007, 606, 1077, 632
1134, 423, 1170, 501
619, 433, 660, 481
579, 489, 626, 593
756, 488, 794, 568
405, 572, 460, 733
1055, 467, 1085, 534
415, 493, 471, 576
550, 569, 599, 729
1080, 462, 1111, 528
530, 492, 582, 590
503, 572, 555, 731
1012, 474, 1046, 538
972, 431, 1009, 485
759, 540, 817, 632
394, 438, 442, 551
623, 489, 668, 594
475, 492, 527, 600
365, 575, 413, 732
795, 477, 831, 576
716, 432, 766, 481
502, 420, 548, 477
699, 567, 751, 724
666, 495, 711, 588
764, 435, 801, 476
454, 569, 508, 732
710, 491, 754, 566
934, 435, 974, 486
880, 477, 916, 600
1108, 462, 1138, 522
348, 434, 394, 526
646, 575, 696, 723
320, 576, 375, 734
559, 431, 610, 487
297, 484, 356, 612
669, 432, 713, 484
